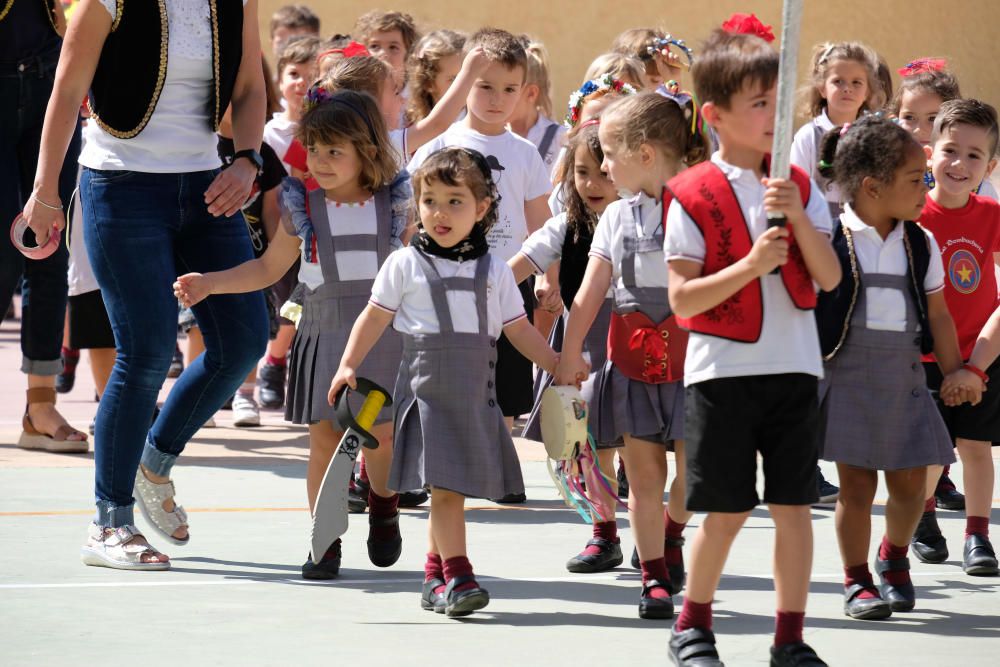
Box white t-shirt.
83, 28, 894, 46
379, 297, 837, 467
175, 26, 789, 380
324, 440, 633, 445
520, 212, 569, 274
407, 123, 552, 262
264, 114, 298, 175
297, 197, 383, 290
840, 204, 944, 331
370, 247, 527, 337
523, 115, 567, 179
790, 110, 842, 205
591, 194, 669, 290
389, 129, 409, 169
79, 0, 247, 173
663, 153, 834, 385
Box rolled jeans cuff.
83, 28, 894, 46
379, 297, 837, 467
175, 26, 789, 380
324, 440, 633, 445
21, 357, 62, 376
140, 434, 178, 477
95, 499, 135, 528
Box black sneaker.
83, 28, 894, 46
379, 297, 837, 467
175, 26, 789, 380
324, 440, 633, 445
566, 538, 623, 573
669, 626, 723, 666
617, 459, 629, 499
167, 343, 184, 379
770, 642, 828, 666
963, 534, 999, 576
934, 472, 966, 511
910, 510, 948, 563
302, 540, 342, 580
815, 468, 839, 505
258, 361, 286, 409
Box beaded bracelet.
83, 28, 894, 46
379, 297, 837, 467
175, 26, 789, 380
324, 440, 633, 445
962, 363, 990, 384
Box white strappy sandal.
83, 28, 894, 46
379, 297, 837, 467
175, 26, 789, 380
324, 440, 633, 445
80, 524, 170, 571
134, 468, 190, 545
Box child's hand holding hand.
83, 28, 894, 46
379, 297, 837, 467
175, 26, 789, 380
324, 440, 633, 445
554, 352, 590, 388
745, 226, 789, 277
940, 368, 986, 406
174, 273, 213, 308
328, 366, 358, 406
535, 274, 563, 314
762, 178, 808, 227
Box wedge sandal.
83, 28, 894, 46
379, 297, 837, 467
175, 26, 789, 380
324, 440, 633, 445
17, 387, 88, 453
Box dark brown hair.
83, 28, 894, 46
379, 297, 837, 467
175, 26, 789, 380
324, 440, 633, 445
561, 122, 605, 240
354, 10, 420, 54
601, 92, 709, 166
933, 98, 999, 156
817, 115, 922, 200
296, 90, 399, 193
691, 29, 778, 109
889, 66, 961, 115
412, 148, 500, 234
468, 27, 527, 78
277, 35, 321, 78
269, 4, 320, 38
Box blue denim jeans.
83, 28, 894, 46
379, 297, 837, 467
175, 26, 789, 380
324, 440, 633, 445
0, 46, 81, 375
80, 168, 268, 527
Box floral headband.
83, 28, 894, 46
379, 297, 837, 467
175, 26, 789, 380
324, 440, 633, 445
565, 74, 638, 128
721, 12, 775, 43
898, 57, 947, 77
644, 35, 694, 70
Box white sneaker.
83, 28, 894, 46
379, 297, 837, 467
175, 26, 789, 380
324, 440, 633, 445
232, 393, 260, 427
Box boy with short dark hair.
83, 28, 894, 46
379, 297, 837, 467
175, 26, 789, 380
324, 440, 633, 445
663, 29, 841, 666
913, 98, 1000, 577
269, 5, 321, 59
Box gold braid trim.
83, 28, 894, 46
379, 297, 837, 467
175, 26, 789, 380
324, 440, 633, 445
88, 0, 168, 139
209, 0, 220, 131
823, 223, 860, 362
0, 0, 14, 22
110, 0, 122, 32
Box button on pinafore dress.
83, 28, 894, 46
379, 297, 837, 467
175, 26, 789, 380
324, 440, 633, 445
388, 249, 525, 499
286, 188, 402, 425
819, 263, 955, 470
592, 202, 684, 447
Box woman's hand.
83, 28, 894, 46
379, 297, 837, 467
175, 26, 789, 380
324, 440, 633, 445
173, 273, 214, 308
21, 192, 64, 247
554, 351, 590, 388
205, 159, 257, 218
328, 366, 358, 406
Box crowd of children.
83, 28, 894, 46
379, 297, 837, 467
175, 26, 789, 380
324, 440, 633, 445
43, 4, 1000, 665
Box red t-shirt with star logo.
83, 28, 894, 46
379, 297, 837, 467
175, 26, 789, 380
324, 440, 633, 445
920, 193, 1000, 360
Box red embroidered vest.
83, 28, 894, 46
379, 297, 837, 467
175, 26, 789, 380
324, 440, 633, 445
665, 161, 817, 343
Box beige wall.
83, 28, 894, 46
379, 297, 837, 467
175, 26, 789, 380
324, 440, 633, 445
260, 0, 1000, 126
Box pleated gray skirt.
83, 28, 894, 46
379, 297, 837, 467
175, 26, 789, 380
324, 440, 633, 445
592, 361, 684, 448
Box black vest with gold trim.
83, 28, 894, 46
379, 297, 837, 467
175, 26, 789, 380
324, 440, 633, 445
87, 0, 243, 139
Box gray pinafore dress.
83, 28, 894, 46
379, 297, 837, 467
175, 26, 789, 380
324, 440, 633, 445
286, 188, 402, 425
592, 202, 684, 447
522, 301, 613, 445
818, 264, 955, 470
388, 249, 525, 499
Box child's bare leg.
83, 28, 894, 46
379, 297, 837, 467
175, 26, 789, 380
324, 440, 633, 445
769, 504, 813, 613
683, 511, 750, 604
623, 434, 668, 560
430, 488, 467, 559
667, 441, 694, 525
306, 421, 342, 513
835, 464, 878, 566
923, 463, 944, 505
591, 447, 619, 520
89, 348, 116, 398
362, 422, 396, 498
884, 467, 928, 547
956, 439, 994, 521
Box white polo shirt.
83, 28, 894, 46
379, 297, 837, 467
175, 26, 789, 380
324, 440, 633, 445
590, 194, 669, 290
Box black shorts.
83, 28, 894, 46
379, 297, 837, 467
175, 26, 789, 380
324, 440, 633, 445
924, 360, 1000, 444
684, 373, 820, 512
496, 279, 536, 418
68, 290, 114, 349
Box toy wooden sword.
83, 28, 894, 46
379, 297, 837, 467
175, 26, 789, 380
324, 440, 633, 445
767, 0, 804, 230
311, 378, 391, 560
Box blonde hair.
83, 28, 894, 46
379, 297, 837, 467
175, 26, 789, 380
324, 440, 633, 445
354, 10, 420, 54
320, 56, 392, 101
804, 41, 885, 118
584, 52, 646, 89
612, 27, 667, 78
601, 92, 709, 167
520, 37, 554, 118
406, 29, 467, 124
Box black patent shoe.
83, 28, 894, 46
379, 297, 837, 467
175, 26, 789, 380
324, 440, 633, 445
302, 540, 342, 580
666, 536, 687, 594
875, 556, 915, 611
566, 538, 623, 573
911, 510, 948, 563
638, 579, 674, 619
421, 577, 447, 613
631, 545, 640, 569
444, 575, 490, 617
399, 488, 429, 507
843, 583, 892, 620
935, 473, 966, 511
490, 491, 526, 504
367, 512, 402, 567
770, 642, 828, 666
668, 626, 723, 666
617, 460, 630, 499
963, 534, 999, 576
258, 361, 286, 409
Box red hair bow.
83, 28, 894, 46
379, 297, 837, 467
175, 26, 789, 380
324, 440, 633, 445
721, 13, 775, 43
341, 41, 371, 58
897, 57, 947, 77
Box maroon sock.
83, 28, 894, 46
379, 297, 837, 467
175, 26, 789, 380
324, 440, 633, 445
879, 536, 911, 587
359, 456, 369, 483
581, 521, 619, 556
640, 558, 672, 600
665, 511, 687, 566
937, 467, 956, 492
443, 555, 477, 593
368, 490, 399, 540
774, 610, 805, 647
675, 599, 713, 632
924, 497, 936, 513
844, 564, 878, 600
424, 552, 446, 594
61, 346, 79, 370
966, 516, 990, 539
265, 353, 286, 367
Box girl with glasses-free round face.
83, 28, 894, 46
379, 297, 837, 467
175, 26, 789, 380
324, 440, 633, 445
416, 177, 491, 248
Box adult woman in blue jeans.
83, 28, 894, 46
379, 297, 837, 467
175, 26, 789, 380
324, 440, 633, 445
23, 0, 269, 569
